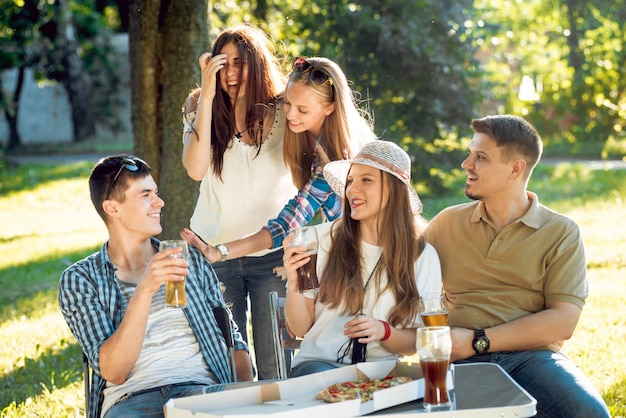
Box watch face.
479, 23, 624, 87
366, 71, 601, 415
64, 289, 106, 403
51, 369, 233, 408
473, 336, 490, 354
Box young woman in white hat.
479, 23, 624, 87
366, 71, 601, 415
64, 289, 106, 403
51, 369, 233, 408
282, 140, 443, 377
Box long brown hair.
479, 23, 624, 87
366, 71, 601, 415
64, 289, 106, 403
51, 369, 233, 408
283, 57, 375, 189
318, 170, 426, 328
184, 24, 285, 179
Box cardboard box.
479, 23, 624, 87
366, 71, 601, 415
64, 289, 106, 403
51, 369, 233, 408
165, 360, 454, 418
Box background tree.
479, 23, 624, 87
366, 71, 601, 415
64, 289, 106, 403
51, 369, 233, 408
471, 0, 626, 154
0, 0, 40, 150
0, 0, 124, 147
128, 0, 208, 238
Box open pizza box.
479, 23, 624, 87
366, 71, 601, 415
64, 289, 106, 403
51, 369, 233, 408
165, 360, 454, 418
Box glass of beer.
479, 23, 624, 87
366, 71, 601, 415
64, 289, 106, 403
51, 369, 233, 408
159, 240, 189, 308
289, 227, 319, 293
419, 292, 449, 326
416, 326, 453, 411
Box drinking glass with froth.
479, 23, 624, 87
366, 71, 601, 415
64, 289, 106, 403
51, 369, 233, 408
289, 227, 319, 293
419, 292, 449, 326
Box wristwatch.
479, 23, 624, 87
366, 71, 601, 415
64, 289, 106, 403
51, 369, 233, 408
215, 244, 229, 262
472, 329, 490, 355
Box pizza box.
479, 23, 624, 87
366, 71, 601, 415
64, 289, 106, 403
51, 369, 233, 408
165, 360, 454, 418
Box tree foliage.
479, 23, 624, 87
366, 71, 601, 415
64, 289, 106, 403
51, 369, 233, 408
471, 0, 626, 152
0, 0, 122, 148
0, 0, 41, 150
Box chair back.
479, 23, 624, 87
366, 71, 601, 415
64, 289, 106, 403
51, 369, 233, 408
269, 290, 301, 379
82, 352, 91, 414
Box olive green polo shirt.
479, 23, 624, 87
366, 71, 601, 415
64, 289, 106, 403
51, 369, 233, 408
426, 192, 588, 351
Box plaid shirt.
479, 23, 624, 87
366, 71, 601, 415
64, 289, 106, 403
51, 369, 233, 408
265, 160, 342, 248
58, 238, 247, 418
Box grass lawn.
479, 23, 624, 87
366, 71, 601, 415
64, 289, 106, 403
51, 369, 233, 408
0, 159, 624, 417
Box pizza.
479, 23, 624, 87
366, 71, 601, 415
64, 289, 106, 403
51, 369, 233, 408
316, 376, 412, 403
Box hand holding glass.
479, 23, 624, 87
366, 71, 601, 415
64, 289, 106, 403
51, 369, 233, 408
159, 240, 189, 308
416, 326, 452, 411
289, 227, 319, 293
419, 292, 449, 326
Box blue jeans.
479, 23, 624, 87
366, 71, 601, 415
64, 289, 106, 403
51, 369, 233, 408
103, 382, 207, 417
212, 249, 286, 380
289, 360, 338, 378
455, 351, 609, 418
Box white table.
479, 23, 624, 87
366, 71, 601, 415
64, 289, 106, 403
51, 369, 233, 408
166, 362, 536, 418
369, 363, 536, 417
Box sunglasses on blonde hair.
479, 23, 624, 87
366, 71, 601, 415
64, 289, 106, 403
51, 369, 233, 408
292, 57, 333, 87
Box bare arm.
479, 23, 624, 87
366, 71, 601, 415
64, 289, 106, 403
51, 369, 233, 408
98, 248, 189, 384
219, 228, 273, 260
180, 227, 273, 264
282, 234, 316, 337
182, 53, 227, 181
450, 300, 582, 362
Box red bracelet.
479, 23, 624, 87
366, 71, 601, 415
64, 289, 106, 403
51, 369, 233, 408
380, 320, 391, 341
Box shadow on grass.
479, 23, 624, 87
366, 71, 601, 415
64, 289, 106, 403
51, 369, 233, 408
0, 160, 93, 197
0, 340, 84, 408
0, 246, 100, 324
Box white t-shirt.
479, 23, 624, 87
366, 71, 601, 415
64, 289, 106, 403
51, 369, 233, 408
291, 221, 443, 368
101, 284, 216, 416
189, 100, 297, 256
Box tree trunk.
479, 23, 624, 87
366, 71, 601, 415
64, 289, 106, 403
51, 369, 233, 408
56, 0, 97, 141
0, 66, 25, 151
128, 0, 209, 239
564, 0, 583, 77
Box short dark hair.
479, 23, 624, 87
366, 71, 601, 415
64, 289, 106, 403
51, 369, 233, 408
89, 155, 152, 222
471, 115, 543, 171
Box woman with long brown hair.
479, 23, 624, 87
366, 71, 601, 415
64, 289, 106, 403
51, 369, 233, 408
180, 24, 294, 380
282, 140, 442, 377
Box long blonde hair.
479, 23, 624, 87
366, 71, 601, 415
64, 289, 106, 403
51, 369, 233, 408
318, 170, 425, 328
283, 57, 375, 189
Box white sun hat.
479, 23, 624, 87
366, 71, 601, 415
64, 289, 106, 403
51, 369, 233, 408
323, 140, 422, 214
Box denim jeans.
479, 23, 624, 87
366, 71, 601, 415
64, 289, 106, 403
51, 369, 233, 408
456, 350, 610, 418
103, 382, 207, 417
289, 360, 338, 378
212, 249, 286, 380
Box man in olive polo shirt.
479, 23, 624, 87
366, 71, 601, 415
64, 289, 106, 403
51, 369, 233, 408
426, 115, 609, 418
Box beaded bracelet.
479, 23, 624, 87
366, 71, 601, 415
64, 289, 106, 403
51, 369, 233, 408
380, 320, 392, 341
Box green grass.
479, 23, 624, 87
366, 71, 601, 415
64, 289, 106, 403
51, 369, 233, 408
0, 159, 625, 417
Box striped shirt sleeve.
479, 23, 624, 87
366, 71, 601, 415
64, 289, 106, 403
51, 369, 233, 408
265, 163, 342, 249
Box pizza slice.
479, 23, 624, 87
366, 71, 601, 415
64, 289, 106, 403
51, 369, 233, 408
316, 376, 412, 403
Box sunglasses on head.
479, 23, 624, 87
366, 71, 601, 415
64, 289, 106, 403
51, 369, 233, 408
292, 57, 333, 87
105, 157, 139, 199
